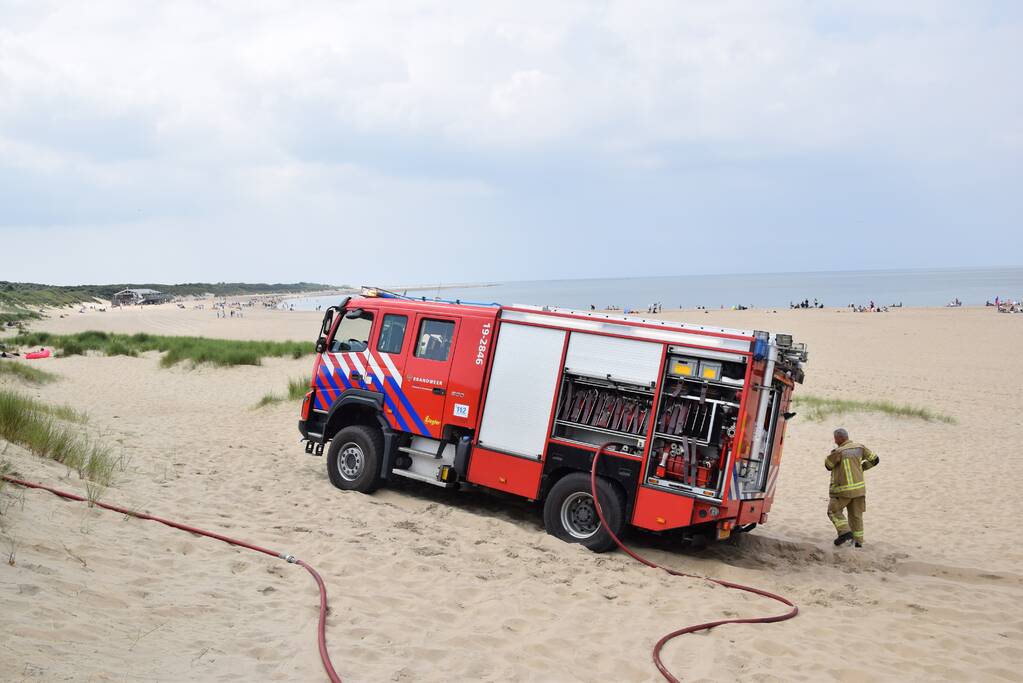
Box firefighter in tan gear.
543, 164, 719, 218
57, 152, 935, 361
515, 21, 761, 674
825, 428, 879, 547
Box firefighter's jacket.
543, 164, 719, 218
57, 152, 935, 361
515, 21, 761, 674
825, 441, 879, 498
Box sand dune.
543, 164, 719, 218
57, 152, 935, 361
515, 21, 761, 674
2, 305, 1022, 680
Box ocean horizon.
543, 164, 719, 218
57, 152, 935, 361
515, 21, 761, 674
285, 266, 1023, 311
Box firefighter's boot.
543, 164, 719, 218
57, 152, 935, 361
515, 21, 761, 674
828, 496, 853, 544
834, 531, 853, 546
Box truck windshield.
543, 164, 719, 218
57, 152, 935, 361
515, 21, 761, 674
329, 311, 374, 353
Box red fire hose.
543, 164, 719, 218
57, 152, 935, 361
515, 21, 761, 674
590, 443, 798, 683
1, 475, 341, 683
5, 445, 795, 683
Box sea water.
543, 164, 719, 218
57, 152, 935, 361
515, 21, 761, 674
284, 266, 1023, 311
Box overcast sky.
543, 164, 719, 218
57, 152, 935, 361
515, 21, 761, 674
1, 1, 1020, 286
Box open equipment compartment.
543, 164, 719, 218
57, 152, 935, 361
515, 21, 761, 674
645, 347, 747, 498
551, 372, 653, 453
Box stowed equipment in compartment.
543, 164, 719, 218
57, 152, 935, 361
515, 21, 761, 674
552, 373, 652, 450
646, 350, 746, 497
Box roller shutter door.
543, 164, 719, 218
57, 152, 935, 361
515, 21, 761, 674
564, 332, 662, 386
477, 323, 567, 460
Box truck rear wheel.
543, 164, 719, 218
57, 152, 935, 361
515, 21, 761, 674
326, 425, 382, 493
543, 473, 625, 553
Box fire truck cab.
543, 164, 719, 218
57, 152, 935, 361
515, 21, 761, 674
299, 290, 807, 552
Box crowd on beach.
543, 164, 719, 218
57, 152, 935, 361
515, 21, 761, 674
848, 301, 901, 313
260, 296, 293, 309
193, 294, 294, 311
792, 298, 905, 312
989, 296, 1022, 313
213, 301, 250, 318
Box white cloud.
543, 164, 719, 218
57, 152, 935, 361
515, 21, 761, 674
5, 1, 1014, 158
0, 1, 1019, 283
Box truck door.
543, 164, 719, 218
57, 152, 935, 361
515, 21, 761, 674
316, 307, 376, 412
365, 311, 414, 433
401, 314, 459, 439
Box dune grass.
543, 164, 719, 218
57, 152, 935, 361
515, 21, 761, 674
0, 308, 40, 325
254, 376, 312, 408
0, 389, 113, 501
255, 392, 283, 408
9, 331, 313, 368
288, 376, 312, 399
0, 391, 86, 424
0, 362, 58, 385
793, 394, 956, 424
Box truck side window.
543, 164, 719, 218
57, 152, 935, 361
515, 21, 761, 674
414, 319, 455, 361
377, 314, 408, 355
329, 311, 374, 353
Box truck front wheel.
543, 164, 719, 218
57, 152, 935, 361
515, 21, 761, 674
326, 425, 382, 493
543, 473, 625, 553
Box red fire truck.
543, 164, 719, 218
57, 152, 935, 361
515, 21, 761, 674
298, 289, 807, 551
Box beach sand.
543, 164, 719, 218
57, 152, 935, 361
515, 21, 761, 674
1, 304, 1022, 681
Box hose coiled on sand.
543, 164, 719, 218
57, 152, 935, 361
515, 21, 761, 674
589, 443, 799, 682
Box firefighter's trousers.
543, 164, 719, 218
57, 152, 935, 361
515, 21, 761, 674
828, 496, 865, 543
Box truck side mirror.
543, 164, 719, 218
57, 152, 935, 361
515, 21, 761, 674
315, 338, 327, 354
320, 309, 335, 336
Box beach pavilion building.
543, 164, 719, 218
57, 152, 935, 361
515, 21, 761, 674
111, 288, 172, 306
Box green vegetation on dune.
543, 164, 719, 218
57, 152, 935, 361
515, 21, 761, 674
255, 392, 282, 408
254, 376, 312, 408
9, 331, 313, 368
288, 376, 312, 399
0, 281, 339, 309
793, 394, 956, 424
0, 389, 111, 501
0, 308, 41, 325
0, 362, 58, 385
0, 392, 87, 424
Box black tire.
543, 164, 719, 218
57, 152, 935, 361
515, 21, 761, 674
326, 425, 383, 493
543, 472, 625, 553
